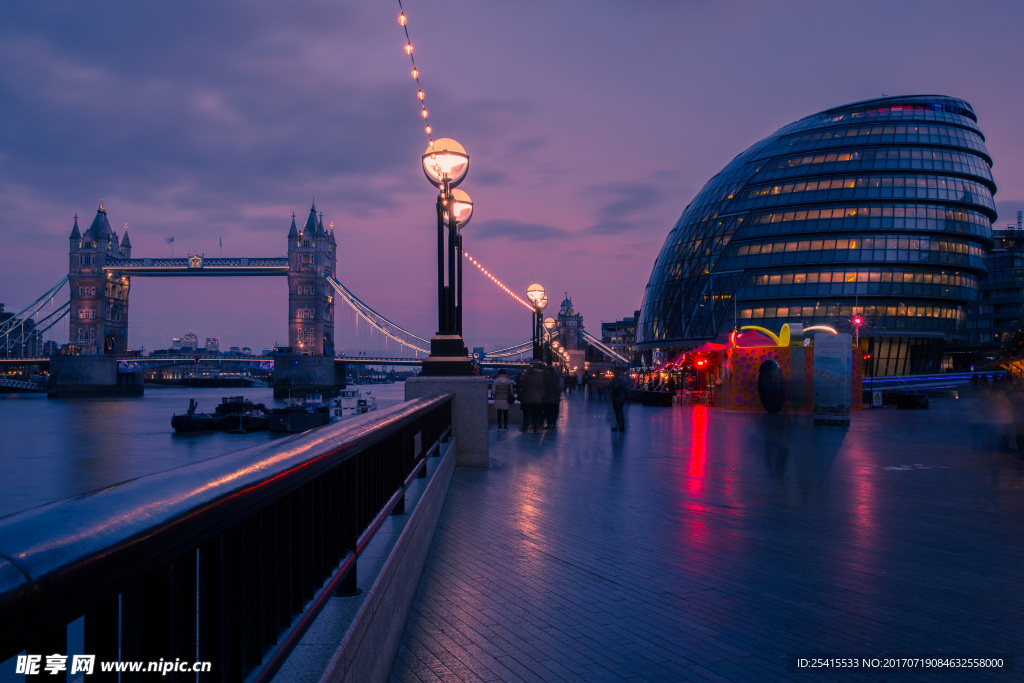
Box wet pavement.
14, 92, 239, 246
390, 391, 1024, 681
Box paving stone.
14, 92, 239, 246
392, 393, 1024, 681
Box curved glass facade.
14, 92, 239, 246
637, 95, 996, 374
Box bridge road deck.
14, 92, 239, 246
390, 391, 1024, 682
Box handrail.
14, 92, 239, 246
0, 393, 453, 681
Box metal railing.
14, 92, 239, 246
0, 393, 453, 681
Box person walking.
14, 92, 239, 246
519, 360, 546, 432
609, 366, 630, 432
492, 369, 514, 431
542, 363, 563, 429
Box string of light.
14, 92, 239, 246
396, 1, 434, 149
394, 5, 535, 314
462, 250, 534, 311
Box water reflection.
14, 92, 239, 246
0, 383, 409, 517
687, 407, 708, 496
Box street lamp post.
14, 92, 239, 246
451, 188, 473, 336
526, 284, 547, 360
420, 138, 475, 376
543, 317, 557, 365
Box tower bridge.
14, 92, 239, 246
48, 201, 344, 396
5, 202, 625, 397
66, 201, 336, 359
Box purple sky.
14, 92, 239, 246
2, 1, 1023, 355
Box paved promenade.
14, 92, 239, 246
390, 391, 1024, 682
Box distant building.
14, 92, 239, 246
43, 340, 59, 356
960, 215, 1024, 366
182, 330, 198, 350
471, 346, 486, 362
601, 311, 640, 363
205, 337, 219, 354
172, 338, 182, 351
242, 347, 253, 356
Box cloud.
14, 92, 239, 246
471, 218, 571, 241
581, 174, 677, 236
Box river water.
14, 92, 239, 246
0, 382, 408, 518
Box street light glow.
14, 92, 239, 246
451, 188, 473, 228
422, 138, 469, 188
526, 284, 545, 306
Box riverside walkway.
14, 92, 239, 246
390, 391, 1024, 681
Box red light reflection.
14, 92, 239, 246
687, 407, 708, 496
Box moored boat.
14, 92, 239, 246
171, 398, 228, 433
224, 410, 270, 433
172, 396, 270, 433
330, 389, 378, 422
267, 394, 330, 433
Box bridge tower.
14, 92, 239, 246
557, 294, 584, 351
287, 202, 336, 356
68, 203, 131, 355
557, 293, 586, 374
274, 202, 342, 397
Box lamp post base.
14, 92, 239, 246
420, 334, 476, 376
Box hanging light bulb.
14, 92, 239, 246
398, 11, 407, 25
405, 42, 413, 54
411, 68, 419, 79
418, 90, 425, 100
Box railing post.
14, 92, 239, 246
222, 525, 245, 678
244, 516, 264, 669
197, 537, 224, 681
84, 597, 118, 683
336, 456, 360, 596
171, 553, 198, 682
23, 628, 65, 683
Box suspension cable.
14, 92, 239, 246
581, 330, 630, 364
0, 276, 69, 336
327, 277, 429, 354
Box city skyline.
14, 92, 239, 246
2, 1, 1023, 353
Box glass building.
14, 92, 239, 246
636, 95, 996, 375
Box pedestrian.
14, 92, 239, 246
542, 363, 563, 429
492, 369, 513, 431
519, 359, 546, 432
609, 366, 630, 431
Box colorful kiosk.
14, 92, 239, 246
662, 323, 862, 419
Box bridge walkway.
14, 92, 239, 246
391, 391, 1024, 681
